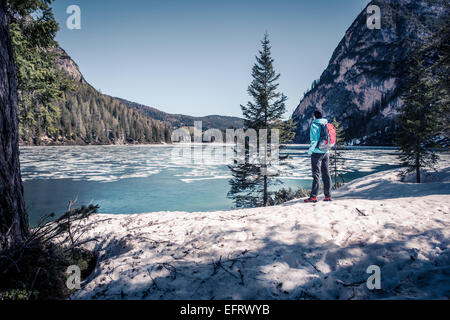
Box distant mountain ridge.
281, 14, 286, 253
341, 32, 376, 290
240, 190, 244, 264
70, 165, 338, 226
291, 0, 448, 145
53, 47, 243, 132
24, 47, 243, 146
115, 97, 243, 131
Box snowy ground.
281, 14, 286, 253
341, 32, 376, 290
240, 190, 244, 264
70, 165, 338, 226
66, 167, 450, 300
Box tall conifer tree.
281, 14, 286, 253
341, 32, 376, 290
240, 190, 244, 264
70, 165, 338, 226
228, 33, 293, 207
396, 53, 440, 183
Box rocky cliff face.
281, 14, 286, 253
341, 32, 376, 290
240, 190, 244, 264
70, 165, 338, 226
292, 0, 448, 145
53, 47, 86, 84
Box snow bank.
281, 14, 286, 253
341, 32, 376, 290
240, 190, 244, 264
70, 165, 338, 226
67, 167, 450, 300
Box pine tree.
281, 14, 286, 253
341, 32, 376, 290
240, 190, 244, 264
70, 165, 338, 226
395, 53, 440, 183
274, 118, 296, 145
395, 3, 449, 181
228, 33, 292, 208
9, 2, 72, 144
330, 118, 346, 189
241, 33, 287, 131
228, 160, 264, 208
425, 11, 450, 140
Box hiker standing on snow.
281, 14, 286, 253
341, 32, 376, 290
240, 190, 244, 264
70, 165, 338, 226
304, 110, 335, 203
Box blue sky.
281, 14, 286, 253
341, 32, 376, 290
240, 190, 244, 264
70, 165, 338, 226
51, 0, 370, 117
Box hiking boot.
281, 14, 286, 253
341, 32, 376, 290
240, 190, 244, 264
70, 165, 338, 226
324, 196, 332, 202
304, 197, 318, 203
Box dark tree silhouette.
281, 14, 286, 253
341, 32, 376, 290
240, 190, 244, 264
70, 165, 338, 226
396, 53, 439, 183
0, 0, 29, 250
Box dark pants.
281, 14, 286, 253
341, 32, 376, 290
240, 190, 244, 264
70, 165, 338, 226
310, 153, 331, 198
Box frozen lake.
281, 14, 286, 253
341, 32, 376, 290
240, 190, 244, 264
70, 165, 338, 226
20, 144, 400, 226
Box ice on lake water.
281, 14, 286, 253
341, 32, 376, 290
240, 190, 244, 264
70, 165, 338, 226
20, 144, 400, 226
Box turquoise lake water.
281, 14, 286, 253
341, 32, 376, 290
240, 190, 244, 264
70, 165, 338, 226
20, 144, 400, 226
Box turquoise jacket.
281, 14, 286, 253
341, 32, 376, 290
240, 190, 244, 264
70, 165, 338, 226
308, 118, 329, 155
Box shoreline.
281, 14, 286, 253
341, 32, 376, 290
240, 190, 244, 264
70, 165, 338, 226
59, 167, 450, 300
19, 143, 398, 148
19, 141, 171, 148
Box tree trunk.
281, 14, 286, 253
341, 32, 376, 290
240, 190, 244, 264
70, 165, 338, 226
416, 153, 421, 183
334, 146, 337, 189
263, 173, 268, 206
0, 0, 29, 251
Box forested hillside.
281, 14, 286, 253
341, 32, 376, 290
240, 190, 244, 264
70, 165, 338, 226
10, 10, 172, 146
14, 45, 172, 146
16, 43, 240, 146
53, 84, 172, 145
18, 81, 172, 146
10, 13, 241, 146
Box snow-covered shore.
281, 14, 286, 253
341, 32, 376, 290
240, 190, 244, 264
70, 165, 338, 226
69, 167, 450, 300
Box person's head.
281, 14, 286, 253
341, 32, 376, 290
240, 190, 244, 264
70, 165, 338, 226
313, 110, 323, 119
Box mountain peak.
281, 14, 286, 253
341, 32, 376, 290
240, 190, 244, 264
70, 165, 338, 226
53, 47, 86, 84
292, 0, 448, 145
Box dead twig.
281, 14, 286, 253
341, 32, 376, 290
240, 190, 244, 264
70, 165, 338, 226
28, 267, 41, 299
159, 263, 177, 280
303, 256, 323, 274
213, 256, 240, 280
147, 268, 160, 290
356, 208, 368, 217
